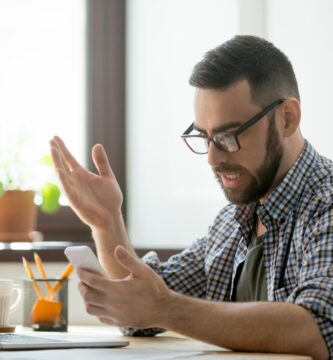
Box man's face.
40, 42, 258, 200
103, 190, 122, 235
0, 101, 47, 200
193, 80, 284, 205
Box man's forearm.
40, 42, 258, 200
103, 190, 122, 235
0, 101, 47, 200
92, 213, 136, 279
160, 291, 328, 360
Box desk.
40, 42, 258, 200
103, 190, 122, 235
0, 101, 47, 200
2, 326, 311, 360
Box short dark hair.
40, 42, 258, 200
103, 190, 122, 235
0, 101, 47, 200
189, 35, 300, 106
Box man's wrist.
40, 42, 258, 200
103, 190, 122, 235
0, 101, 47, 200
91, 211, 125, 236
157, 290, 190, 330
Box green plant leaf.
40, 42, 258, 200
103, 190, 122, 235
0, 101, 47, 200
40, 183, 61, 214
40, 154, 53, 166
0, 182, 4, 196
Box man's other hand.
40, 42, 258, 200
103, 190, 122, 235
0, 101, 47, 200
77, 245, 172, 328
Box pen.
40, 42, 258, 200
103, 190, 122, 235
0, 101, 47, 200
34, 253, 52, 293
47, 264, 74, 298
22, 257, 44, 300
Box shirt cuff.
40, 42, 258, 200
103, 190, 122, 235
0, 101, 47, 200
119, 326, 166, 337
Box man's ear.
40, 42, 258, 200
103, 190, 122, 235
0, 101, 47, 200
278, 97, 301, 138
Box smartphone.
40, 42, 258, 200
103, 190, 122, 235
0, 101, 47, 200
64, 246, 105, 275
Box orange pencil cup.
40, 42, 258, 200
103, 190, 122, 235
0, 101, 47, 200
23, 278, 68, 331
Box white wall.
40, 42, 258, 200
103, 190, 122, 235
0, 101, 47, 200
126, 0, 238, 249
126, 0, 333, 249
0, 262, 100, 326
267, 0, 333, 159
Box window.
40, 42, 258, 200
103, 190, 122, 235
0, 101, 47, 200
0, 0, 126, 243
0, 0, 86, 173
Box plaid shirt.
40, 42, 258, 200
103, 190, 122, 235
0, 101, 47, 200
122, 140, 333, 356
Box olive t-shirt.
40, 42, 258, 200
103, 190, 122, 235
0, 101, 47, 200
235, 232, 268, 302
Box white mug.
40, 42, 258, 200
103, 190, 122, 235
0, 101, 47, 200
0, 279, 22, 328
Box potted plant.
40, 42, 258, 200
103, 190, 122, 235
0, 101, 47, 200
0, 150, 61, 242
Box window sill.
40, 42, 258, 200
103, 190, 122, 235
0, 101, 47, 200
0, 242, 182, 262
0, 241, 94, 262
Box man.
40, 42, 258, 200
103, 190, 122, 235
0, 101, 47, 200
50, 35, 332, 359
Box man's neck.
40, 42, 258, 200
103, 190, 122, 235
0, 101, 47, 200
256, 219, 267, 237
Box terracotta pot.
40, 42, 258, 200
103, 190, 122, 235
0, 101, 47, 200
0, 190, 38, 242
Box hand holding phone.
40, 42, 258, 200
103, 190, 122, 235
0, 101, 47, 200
64, 246, 105, 275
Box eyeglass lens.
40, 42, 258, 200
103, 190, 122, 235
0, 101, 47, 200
184, 132, 239, 154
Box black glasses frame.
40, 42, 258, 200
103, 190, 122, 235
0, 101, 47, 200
181, 99, 284, 154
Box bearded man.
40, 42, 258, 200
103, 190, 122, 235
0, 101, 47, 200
50, 35, 332, 360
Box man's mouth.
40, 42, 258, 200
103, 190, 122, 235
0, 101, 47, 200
221, 173, 241, 179
218, 172, 242, 188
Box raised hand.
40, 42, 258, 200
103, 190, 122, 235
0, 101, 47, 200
49, 136, 123, 232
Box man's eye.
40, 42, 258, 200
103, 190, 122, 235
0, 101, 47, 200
215, 133, 225, 141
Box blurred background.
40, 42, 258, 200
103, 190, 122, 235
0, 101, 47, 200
0, 0, 332, 325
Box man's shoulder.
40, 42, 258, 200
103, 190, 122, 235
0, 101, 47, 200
215, 203, 237, 218
204, 203, 240, 246
210, 203, 238, 230
299, 152, 333, 222
306, 152, 333, 205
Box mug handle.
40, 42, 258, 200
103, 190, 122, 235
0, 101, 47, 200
10, 285, 22, 313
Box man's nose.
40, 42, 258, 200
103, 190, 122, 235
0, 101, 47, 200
207, 142, 229, 166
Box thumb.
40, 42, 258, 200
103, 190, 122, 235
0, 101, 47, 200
114, 246, 146, 276
92, 144, 114, 178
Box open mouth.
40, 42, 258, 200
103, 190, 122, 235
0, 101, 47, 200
218, 172, 242, 188
221, 173, 241, 180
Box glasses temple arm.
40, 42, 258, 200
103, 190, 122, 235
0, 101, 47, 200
235, 99, 284, 135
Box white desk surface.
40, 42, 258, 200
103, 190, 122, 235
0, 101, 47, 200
0, 325, 311, 360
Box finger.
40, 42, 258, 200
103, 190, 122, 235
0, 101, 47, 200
54, 136, 81, 172
54, 167, 71, 195
50, 144, 74, 191
99, 316, 117, 326
92, 144, 114, 178
50, 140, 71, 176
114, 246, 148, 277
78, 282, 106, 306
85, 303, 110, 318
77, 269, 114, 292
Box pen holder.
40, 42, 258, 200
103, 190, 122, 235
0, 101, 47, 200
22, 278, 68, 332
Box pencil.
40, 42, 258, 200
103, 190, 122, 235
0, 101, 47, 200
22, 257, 44, 300
47, 264, 74, 297
34, 253, 52, 293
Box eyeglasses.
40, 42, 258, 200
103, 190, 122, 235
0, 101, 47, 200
181, 99, 284, 154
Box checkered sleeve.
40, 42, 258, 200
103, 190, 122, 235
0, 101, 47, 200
286, 204, 333, 357
120, 235, 208, 336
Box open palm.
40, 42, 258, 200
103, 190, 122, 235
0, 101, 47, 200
50, 136, 123, 230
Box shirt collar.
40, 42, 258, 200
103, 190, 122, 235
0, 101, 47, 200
259, 139, 318, 222
234, 203, 257, 237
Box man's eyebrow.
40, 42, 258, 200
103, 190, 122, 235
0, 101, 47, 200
193, 121, 243, 134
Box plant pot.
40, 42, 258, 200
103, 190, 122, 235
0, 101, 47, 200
0, 190, 38, 242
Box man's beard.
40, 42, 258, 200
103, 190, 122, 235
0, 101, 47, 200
213, 118, 284, 205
